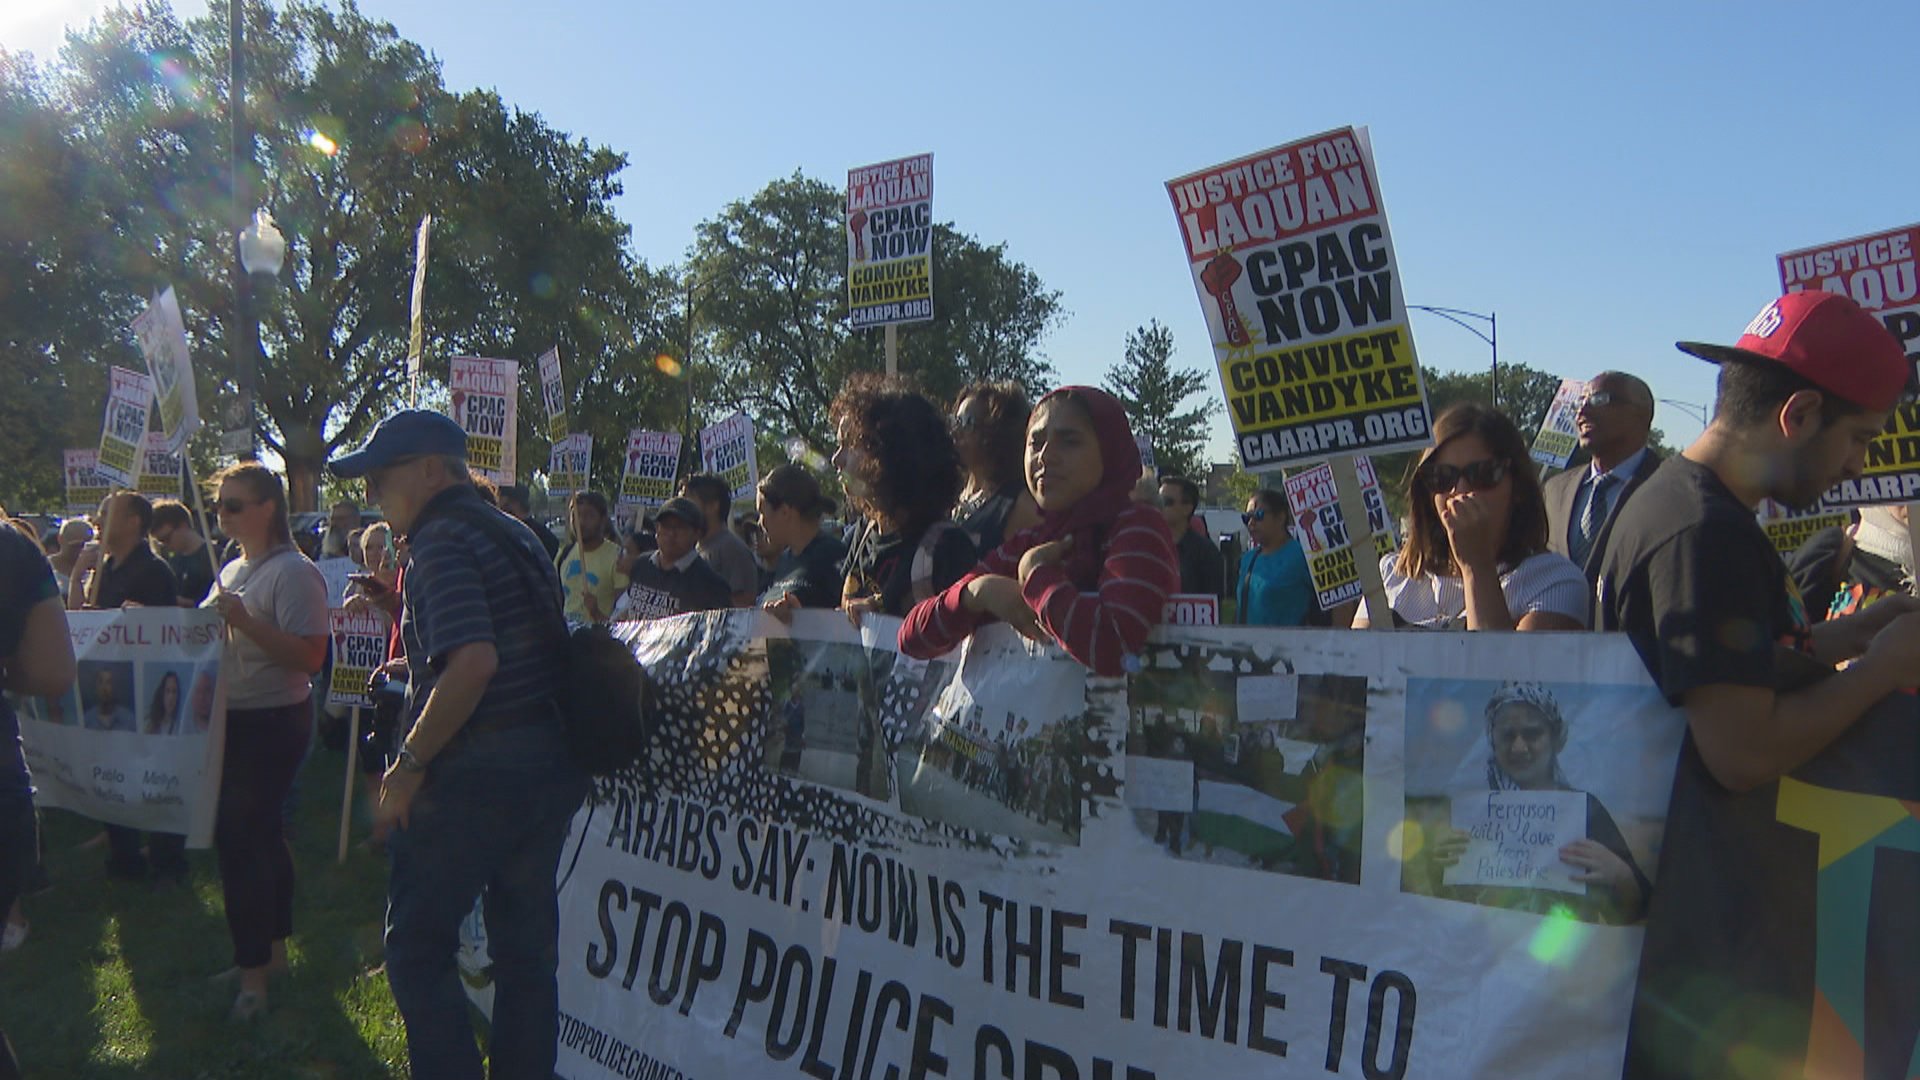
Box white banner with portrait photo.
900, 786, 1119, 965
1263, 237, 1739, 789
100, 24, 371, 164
12, 608, 226, 846
461, 614, 1687, 1080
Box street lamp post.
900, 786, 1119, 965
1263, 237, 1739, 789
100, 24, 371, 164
226, 0, 254, 457
234, 210, 286, 458
1408, 305, 1498, 410
1657, 398, 1709, 428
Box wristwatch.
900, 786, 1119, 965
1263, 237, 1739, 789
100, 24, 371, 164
396, 746, 427, 774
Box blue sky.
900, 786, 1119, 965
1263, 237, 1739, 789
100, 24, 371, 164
11, 1, 1920, 458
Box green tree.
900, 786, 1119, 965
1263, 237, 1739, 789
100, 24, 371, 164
2, 0, 675, 512
1102, 320, 1219, 480
688, 171, 1061, 456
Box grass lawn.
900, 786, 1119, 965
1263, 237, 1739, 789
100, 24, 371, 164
0, 742, 411, 1078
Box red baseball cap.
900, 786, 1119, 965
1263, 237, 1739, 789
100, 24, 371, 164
1676, 290, 1912, 412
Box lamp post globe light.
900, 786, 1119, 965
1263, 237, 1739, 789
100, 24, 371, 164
238, 209, 286, 280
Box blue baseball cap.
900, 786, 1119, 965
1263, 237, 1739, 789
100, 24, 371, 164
329, 409, 469, 478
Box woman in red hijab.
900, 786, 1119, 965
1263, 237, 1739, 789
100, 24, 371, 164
899, 386, 1177, 676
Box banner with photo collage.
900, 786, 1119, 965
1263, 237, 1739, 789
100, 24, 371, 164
9, 608, 226, 847
461, 613, 1706, 1079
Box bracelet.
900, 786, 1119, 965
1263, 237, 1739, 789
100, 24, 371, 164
396, 746, 427, 774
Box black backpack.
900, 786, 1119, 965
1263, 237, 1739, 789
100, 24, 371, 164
436, 499, 652, 778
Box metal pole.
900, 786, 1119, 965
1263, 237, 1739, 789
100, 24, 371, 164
1490, 311, 1499, 412
227, 0, 256, 459
337, 706, 360, 864
682, 279, 697, 458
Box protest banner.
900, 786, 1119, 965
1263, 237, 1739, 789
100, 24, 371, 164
1755, 497, 1849, 557
64, 449, 113, 517
619, 430, 682, 512
11, 608, 226, 846
130, 286, 200, 454
1778, 225, 1920, 507
461, 612, 1695, 1079
326, 610, 387, 710
699, 412, 759, 506
134, 433, 182, 498
449, 356, 518, 481
1284, 455, 1395, 609
1531, 377, 1585, 469
550, 433, 594, 500
1167, 127, 1432, 472
95, 366, 155, 488
538, 347, 569, 443
846, 153, 934, 331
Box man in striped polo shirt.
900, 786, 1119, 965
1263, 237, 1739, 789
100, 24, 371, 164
332, 409, 588, 1079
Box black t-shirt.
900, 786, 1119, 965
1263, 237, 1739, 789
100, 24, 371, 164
1595, 457, 1911, 1079
619, 555, 731, 620
527, 517, 563, 561
766, 531, 848, 609
1, 529, 58, 803
95, 543, 179, 610
1173, 527, 1225, 599
845, 520, 978, 618
164, 545, 220, 605
1596, 455, 1816, 699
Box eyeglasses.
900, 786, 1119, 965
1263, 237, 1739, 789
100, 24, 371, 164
1242, 509, 1266, 525
1420, 458, 1510, 493
950, 415, 981, 432
216, 497, 259, 515
1580, 391, 1618, 407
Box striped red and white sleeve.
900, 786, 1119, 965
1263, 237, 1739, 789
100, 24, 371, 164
1020, 503, 1176, 676
896, 534, 1026, 659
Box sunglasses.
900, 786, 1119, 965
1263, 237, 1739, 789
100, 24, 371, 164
1421, 458, 1510, 493
216, 497, 259, 515
1580, 391, 1618, 407
1241, 509, 1266, 525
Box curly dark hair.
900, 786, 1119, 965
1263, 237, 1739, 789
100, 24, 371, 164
1396, 403, 1548, 581
953, 381, 1031, 491
830, 373, 963, 535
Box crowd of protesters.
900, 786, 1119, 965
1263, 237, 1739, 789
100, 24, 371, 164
2, 289, 1918, 1077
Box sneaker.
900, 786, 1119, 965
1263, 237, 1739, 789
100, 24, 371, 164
1, 920, 26, 952
229, 990, 268, 1021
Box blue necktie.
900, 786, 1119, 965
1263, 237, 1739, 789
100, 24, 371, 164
1572, 474, 1617, 566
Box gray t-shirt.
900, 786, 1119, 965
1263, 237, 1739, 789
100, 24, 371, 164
206, 545, 329, 708
697, 530, 759, 602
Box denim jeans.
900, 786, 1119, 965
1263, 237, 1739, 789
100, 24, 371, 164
384, 724, 587, 1080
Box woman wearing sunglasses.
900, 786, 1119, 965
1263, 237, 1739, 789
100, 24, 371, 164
1236, 489, 1313, 626
1355, 403, 1587, 631
202, 462, 329, 1018
951, 381, 1041, 555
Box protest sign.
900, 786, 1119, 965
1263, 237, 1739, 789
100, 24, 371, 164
1135, 435, 1156, 476
1755, 497, 1849, 556
1167, 127, 1432, 471
135, 433, 182, 498
846, 153, 934, 329
96, 366, 155, 488
1778, 224, 1920, 505
538, 347, 568, 443
326, 610, 388, 710
11, 608, 226, 846
699, 411, 758, 506
462, 612, 1692, 1079
1440, 790, 1587, 894
1531, 377, 1585, 469
449, 356, 518, 481
64, 449, 112, 516
130, 287, 200, 454
1284, 455, 1395, 609
550, 433, 594, 500
315, 556, 356, 608
1163, 594, 1219, 626
619, 430, 682, 511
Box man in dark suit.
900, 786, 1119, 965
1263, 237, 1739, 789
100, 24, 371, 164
1544, 372, 1661, 589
